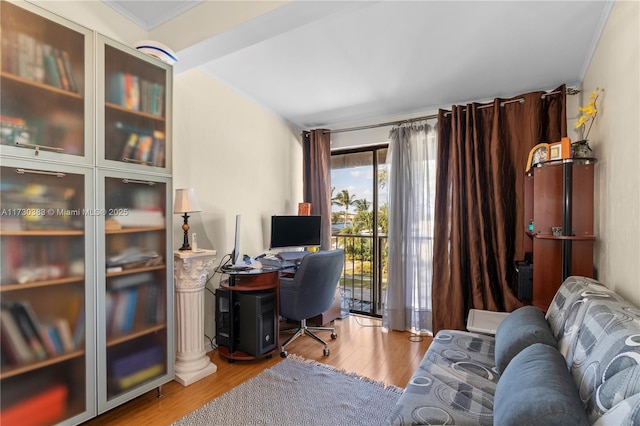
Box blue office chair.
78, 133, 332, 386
279, 249, 345, 357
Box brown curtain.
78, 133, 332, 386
432, 85, 567, 333
303, 129, 332, 250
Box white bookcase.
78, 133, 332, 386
0, 1, 174, 423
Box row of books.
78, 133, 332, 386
0, 235, 84, 286
114, 121, 165, 166
108, 345, 164, 393
0, 299, 83, 367
106, 272, 165, 336
107, 72, 164, 116
1, 29, 78, 92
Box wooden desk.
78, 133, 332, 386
216, 268, 280, 362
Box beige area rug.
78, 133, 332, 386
171, 355, 403, 425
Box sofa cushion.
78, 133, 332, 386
494, 306, 556, 373
570, 298, 640, 413
494, 343, 589, 426
587, 364, 640, 422
545, 276, 624, 367
593, 392, 640, 426
383, 330, 497, 426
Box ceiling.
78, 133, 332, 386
102, 0, 613, 130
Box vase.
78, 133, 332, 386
571, 140, 592, 158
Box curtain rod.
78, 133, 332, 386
311, 90, 563, 135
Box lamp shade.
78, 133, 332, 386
173, 188, 202, 214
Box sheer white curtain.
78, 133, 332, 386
383, 122, 437, 333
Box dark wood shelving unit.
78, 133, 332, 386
524, 158, 596, 311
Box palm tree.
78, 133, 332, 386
334, 189, 356, 226
353, 198, 372, 233
354, 198, 370, 212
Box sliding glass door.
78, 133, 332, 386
331, 146, 387, 317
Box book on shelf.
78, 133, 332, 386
110, 363, 164, 392
111, 288, 138, 334
39, 323, 61, 357
0, 383, 68, 426
110, 345, 164, 379
10, 301, 48, 360
60, 50, 77, 92
143, 283, 160, 324
108, 73, 164, 116
1, 29, 79, 92
0, 306, 35, 364
53, 317, 74, 352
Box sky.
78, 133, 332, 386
330, 164, 388, 214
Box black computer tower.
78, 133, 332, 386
515, 261, 533, 300
215, 288, 239, 348
237, 291, 277, 356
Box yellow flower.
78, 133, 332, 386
579, 103, 597, 117
574, 87, 604, 141
574, 116, 586, 128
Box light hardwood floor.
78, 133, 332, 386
85, 315, 432, 425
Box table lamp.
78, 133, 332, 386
174, 188, 202, 251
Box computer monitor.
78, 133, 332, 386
231, 214, 241, 265
269, 215, 322, 250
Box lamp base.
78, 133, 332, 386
179, 213, 191, 251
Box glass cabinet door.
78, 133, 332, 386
97, 36, 172, 174
97, 170, 173, 411
0, 1, 94, 163
0, 158, 95, 424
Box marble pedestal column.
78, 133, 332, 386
173, 249, 217, 386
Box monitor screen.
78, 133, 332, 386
231, 214, 241, 264
269, 215, 322, 249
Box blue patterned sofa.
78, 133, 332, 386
383, 276, 640, 425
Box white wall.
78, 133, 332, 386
582, 0, 640, 305
173, 69, 302, 337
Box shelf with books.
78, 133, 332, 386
0, 155, 93, 424
98, 35, 171, 173
0, 4, 84, 95
0, 1, 92, 163
0, 232, 85, 286
105, 271, 166, 339
106, 337, 166, 398
98, 169, 172, 408
104, 113, 166, 169
1, 297, 85, 371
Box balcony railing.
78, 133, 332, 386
331, 233, 388, 317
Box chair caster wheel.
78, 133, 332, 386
323, 348, 330, 356
280, 351, 288, 358
331, 333, 337, 339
